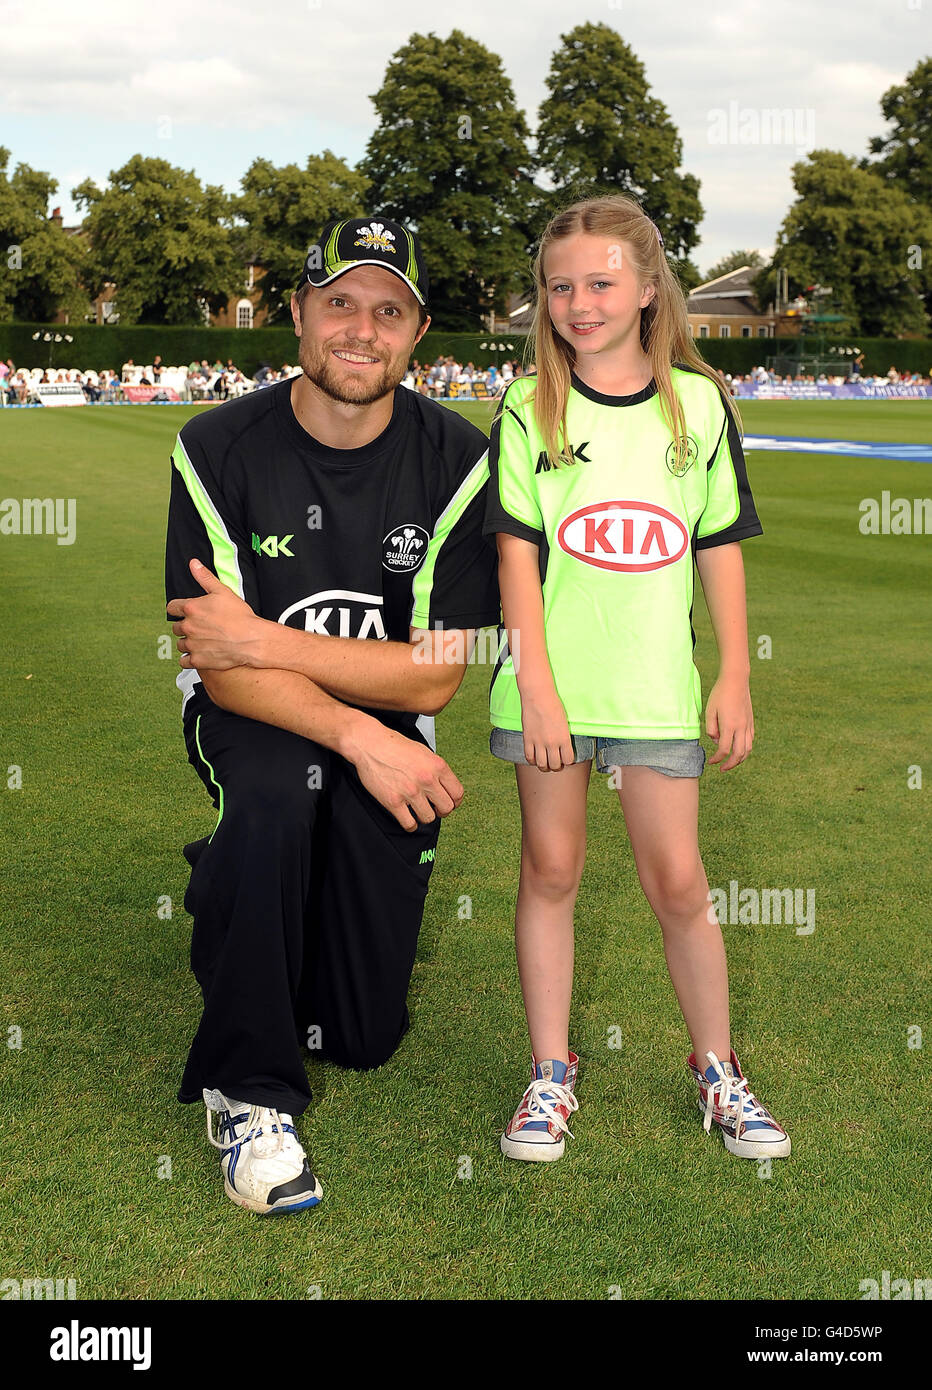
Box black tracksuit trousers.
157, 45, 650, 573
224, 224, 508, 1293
176, 689, 441, 1116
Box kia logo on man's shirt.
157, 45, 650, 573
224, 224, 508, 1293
557, 500, 689, 573
277, 589, 387, 638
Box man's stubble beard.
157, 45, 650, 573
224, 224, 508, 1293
297, 332, 409, 406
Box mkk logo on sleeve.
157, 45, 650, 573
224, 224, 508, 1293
557, 500, 689, 573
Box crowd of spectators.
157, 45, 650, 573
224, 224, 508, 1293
719, 362, 931, 393
0, 355, 296, 406
0, 352, 523, 405
1, 352, 929, 407
125, 356, 260, 401
402, 356, 527, 397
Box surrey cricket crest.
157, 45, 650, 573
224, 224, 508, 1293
382, 523, 430, 573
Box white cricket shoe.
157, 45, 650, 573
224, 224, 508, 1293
204, 1089, 323, 1214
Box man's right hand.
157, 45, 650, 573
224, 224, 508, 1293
350, 724, 464, 831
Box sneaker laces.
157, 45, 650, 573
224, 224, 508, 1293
206, 1101, 290, 1160
520, 1077, 580, 1138
700, 1051, 772, 1136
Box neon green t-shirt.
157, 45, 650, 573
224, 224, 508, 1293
482, 365, 763, 739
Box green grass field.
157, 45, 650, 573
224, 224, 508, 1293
1, 398, 929, 1301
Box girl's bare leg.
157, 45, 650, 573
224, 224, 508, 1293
616, 767, 730, 1061
513, 760, 591, 1064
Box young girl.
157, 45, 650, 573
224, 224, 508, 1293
482, 195, 790, 1163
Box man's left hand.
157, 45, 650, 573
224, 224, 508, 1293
167, 558, 267, 670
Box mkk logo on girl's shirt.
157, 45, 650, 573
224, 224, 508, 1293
557, 500, 689, 573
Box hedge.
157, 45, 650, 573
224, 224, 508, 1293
0, 322, 929, 378
0, 324, 532, 375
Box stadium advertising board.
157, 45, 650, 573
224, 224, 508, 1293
36, 383, 86, 407
735, 382, 932, 400
123, 386, 180, 403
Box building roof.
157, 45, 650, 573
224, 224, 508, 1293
687, 265, 769, 318
688, 295, 762, 317
502, 291, 535, 332
691, 265, 760, 295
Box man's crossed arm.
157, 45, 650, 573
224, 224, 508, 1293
166, 558, 478, 831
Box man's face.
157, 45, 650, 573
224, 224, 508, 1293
290, 265, 429, 406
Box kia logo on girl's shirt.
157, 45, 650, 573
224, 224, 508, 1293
557, 500, 689, 573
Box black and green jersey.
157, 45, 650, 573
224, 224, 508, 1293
482, 366, 763, 739
165, 378, 500, 746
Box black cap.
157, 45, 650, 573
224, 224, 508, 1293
297, 217, 428, 306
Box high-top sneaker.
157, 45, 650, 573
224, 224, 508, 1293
500, 1053, 580, 1162
688, 1050, 790, 1159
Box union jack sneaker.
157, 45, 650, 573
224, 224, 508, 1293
204, 1089, 323, 1214
688, 1050, 791, 1159
500, 1054, 580, 1162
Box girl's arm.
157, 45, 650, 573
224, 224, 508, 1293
695, 541, 754, 771
497, 532, 574, 771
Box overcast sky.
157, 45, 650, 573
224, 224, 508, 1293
1, 0, 926, 277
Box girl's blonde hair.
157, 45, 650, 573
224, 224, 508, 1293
525, 194, 742, 468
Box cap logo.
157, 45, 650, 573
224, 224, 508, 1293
353, 221, 396, 255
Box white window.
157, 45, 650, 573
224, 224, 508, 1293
741, 325, 751, 337
719, 324, 730, 338
757, 326, 769, 337
236, 299, 254, 330
698, 324, 709, 338
247, 265, 255, 290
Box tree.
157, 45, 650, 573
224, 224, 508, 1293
72, 156, 236, 325
754, 150, 932, 337
360, 30, 537, 330
231, 152, 369, 324
702, 249, 765, 283
672, 257, 702, 295
862, 58, 932, 209
0, 147, 87, 322
534, 23, 703, 271
861, 57, 932, 322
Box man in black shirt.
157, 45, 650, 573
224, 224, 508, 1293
165, 217, 500, 1215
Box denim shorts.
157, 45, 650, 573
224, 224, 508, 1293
489, 727, 705, 778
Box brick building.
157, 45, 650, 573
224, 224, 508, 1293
207, 263, 271, 329
686, 265, 777, 340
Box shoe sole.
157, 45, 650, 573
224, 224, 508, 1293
697, 1100, 791, 1158
224, 1177, 324, 1214
500, 1132, 565, 1162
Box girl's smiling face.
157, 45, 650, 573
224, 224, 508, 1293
543, 234, 655, 358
